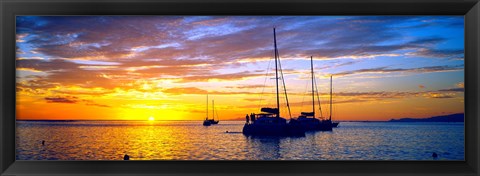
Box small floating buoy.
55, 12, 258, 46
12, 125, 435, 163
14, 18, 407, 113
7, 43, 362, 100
226, 131, 229, 133
41, 140, 45, 146
124, 154, 130, 160
432, 152, 438, 158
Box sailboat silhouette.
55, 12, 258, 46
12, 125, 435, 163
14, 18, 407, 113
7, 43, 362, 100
242, 28, 305, 137
203, 95, 219, 126
295, 56, 332, 131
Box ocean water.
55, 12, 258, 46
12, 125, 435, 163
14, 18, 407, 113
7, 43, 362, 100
16, 121, 464, 160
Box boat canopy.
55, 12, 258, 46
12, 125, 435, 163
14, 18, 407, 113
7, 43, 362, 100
261, 107, 279, 114
255, 116, 287, 124
301, 112, 314, 116
253, 113, 276, 118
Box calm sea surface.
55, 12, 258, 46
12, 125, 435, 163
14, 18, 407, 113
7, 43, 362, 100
16, 121, 464, 160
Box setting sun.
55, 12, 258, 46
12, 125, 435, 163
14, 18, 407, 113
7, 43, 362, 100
148, 116, 155, 121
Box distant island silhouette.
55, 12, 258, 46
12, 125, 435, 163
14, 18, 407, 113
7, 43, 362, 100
388, 113, 464, 122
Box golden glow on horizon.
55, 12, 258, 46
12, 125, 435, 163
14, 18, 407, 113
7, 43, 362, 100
16, 84, 464, 121
14, 64, 465, 121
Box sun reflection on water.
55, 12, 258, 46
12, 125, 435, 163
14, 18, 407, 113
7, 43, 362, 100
16, 121, 464, 160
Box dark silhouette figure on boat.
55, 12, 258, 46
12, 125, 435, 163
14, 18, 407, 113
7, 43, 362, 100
246, 114, 250, 124
124, 154, 130, 160
250, 113, 256, 122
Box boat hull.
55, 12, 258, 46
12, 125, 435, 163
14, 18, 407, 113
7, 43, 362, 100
203, 120, 211, 126
242, 118, 305, 137
318, 120, 333, 131
295, 117, 332, 131
208, 120, 219, 124
332, 122, 339, 127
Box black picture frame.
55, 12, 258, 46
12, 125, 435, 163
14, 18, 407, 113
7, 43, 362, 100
1, 0, 479, 176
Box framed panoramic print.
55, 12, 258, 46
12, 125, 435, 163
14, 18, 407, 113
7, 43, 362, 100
1, 0, 479, 176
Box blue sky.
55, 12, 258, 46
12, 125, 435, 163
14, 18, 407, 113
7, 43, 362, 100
15, 16, 465, 120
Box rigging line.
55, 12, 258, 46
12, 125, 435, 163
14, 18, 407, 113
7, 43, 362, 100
277, 52, 292, 119
215, 104, 219, 121
206, 94, 208, 119
311, 56, 315, 119
331, 76, 334, 121
330, 75, 332, 121
258, 49, 273, 109
331, 93, 335, 121
300, 78, 309, 113
313, 73, 324, 118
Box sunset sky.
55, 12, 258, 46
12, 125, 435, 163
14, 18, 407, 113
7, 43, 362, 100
16, 16, 464, 121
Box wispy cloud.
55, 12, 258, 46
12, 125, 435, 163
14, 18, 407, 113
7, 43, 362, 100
333, 65, 463, 77
437, 88, 464, 92
407, 48, 464, 59
85, 103, 112, 108
178, 71, 265, 83
226, 84, 269, 89
162, 87, 256, 95
45, 96, 78, 103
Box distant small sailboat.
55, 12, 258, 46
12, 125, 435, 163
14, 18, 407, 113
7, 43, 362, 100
242, 28, 305, 137
202, 95, 219, 126
296, 56, 332, 131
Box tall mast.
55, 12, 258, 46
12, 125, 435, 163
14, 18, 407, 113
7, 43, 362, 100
329, 75, 332, 121
273, 28, 280, 118
311, 56, 315, 118
212, 100, 215, 120
206, 94, 208, 120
